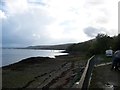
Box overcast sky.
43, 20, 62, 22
0, 0, 119, 47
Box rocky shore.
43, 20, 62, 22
2, 54, 88, 89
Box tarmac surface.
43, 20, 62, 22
89, 56, 120, 90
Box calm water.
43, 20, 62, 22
1, 49, 68, 67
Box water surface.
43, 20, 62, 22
1, 49, 68, 67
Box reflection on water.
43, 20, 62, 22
1, 49, 68, 67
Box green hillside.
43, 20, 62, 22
66, 34, 120, 56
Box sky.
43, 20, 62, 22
0, 0, 119, 47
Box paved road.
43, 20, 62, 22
89, 56, 120, 89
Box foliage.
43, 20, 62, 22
66, 33, 120, 56
112, 34, 120, 50
89, 34, 113, 54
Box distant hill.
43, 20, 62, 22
66, 39, 95, 53
26, 43, 74, 50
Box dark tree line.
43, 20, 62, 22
66, 34, 120, 56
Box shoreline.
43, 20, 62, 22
2, 48, 68, 68
2, 54, 69, 68
2, 53, 87, 88
2, 50, 87, 68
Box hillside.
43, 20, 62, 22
26, 43, 74, 50
66, 34, 120, 56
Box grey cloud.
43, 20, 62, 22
28, 0, 46, 6
0, 0, 6, 13
84, 27, 107, 37
2, 7, 53, 47
0, 20, 2, 47
86, 0, 104, 5
2, 7, 78, 47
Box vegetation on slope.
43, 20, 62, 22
66, 34, 120, 56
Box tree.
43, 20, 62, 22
66, 33, 119, 56
88, 33, 113, 55
113, 34, 120, 50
